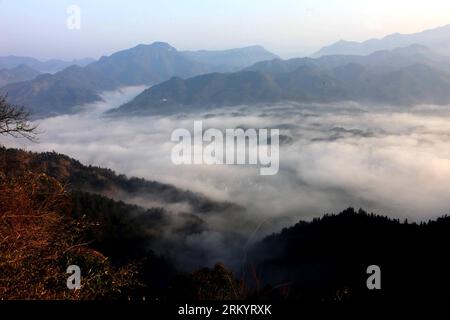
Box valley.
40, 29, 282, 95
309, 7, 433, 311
2, 10, 450, 302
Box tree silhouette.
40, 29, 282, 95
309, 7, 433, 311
0, 95, 37, 141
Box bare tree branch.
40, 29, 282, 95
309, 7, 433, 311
0, 94, 38, 142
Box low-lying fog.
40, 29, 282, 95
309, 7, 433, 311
6, 86, 450, 234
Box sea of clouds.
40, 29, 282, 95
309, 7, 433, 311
5, 86, 450, 241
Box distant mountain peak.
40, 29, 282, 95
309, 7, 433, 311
181, 45, 278, 69
389, 44, 431, 54
0, 64, 41, 87
0, 55, 95, 73
137, 42, 176, 50
314, 23, 450, 57
11, 64, 37, 72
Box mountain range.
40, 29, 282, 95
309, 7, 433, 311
0, 55, 94, 73
0, 43, 277, 118
314, 23, 450, 57
0, 65, 40, 87
4, 25, 450, 119
181, 45, 278, 69
110, 44, 450, 116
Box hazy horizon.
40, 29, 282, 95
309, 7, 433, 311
2, 0, 450, 60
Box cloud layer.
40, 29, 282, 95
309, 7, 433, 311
4, 89, 450, 241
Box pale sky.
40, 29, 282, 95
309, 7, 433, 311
1, 0, 450, 60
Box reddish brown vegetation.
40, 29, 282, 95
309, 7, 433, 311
0, 165, 137, 300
